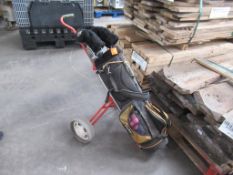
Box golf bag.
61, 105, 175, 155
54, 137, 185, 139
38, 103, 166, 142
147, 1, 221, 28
77, 27, 171, 150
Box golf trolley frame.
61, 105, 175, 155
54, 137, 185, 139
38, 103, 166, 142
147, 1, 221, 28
60, 14, 121, 143
61, 14, 169, 146
89, 95, 116, 126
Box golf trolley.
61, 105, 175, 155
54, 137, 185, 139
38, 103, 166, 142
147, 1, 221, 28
61, 14, 171, 150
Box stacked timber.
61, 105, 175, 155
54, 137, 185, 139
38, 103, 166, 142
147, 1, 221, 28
124, 0, 142, 19
149, 54, 233, 174
125, 0, 233, 47
132, 0, 141, 19
120, 1, 233, 173
109, 23, 233, 173
124, 0, 134, 19
110, 24, 233, 91
129, 40, 233, 90
109, 23, 233, 94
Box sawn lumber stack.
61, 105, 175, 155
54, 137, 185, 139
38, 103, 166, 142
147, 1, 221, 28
109, 23, 233, 174
149, 56, 233, 174
109, 24, 233, 90
126, 0, 233, 46
124, 0, 142, 19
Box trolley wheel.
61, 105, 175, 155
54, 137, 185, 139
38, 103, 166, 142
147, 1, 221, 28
70, 119, 95, 143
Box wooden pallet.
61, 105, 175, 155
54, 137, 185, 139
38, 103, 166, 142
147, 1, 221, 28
149, 64, 233, 175
150, 84, 233, 175
168, 116, 233, 175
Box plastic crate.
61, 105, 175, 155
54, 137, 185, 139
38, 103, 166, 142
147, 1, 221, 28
12, 0, 93, 28
12, 0, 93, 50
19, 28, 77, 49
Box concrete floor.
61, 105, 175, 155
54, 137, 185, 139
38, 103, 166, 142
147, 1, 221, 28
0, 30, 201, 175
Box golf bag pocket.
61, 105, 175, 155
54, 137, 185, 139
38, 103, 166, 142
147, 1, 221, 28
119, 102, 152, 145
119, 101, 171, 150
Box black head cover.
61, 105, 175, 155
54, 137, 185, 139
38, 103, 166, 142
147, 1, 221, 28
86, 26, 119, 48
78, 30, 105, 53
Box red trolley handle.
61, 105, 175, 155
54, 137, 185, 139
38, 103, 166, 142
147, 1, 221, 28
60, 13, 77, 34
60, 14, 88, 58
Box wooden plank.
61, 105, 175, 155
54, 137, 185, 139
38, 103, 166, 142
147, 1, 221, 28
131, 41, 233, 74
123, 48, 133, 63
158, 0, 233, 13
168, 126, 208, 174
112, 26, 137, 39
169, 116, 221, 169
172, 90, 198, 115
125, 32, 147, 42
160, 52, 233, 94
161, 62, 220, 94
194, 82, 233, 122
118, 39, 132, 49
